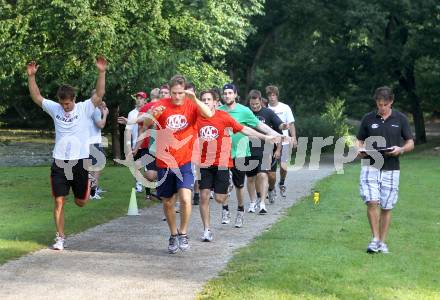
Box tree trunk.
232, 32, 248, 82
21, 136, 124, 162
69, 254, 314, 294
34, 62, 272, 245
398, 64, 427, 144
109, 105, 121, 160
408, 92, 427, 144
245, 23, 285, 96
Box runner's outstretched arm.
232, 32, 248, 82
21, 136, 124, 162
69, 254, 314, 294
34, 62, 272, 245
241, 126, 280, 144
91, 56, 107, 107
255, 122, 283, 138
27, 61, 44, 107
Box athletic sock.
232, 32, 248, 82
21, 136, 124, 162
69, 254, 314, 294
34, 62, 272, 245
279, 179, 285, 186
238, 206, 244, 212
222, 205, 229, 211
256, 192, 261, 199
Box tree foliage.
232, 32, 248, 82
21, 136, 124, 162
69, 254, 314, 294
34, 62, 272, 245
0, 0, 264, 125
229, 0, 440, 144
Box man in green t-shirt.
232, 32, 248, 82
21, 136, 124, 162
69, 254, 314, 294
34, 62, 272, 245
218, 83, 282, 228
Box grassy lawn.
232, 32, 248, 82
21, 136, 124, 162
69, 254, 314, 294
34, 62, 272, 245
0, 164, 151, 265
199, 150, 440, 299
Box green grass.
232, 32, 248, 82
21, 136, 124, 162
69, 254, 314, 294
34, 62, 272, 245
0, 165, 150, 265
199, 151, 440, 299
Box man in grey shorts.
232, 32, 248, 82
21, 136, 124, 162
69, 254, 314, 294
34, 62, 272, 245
357, 86, 414, 254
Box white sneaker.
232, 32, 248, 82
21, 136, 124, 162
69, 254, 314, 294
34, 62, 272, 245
175, 201, 180, 213
268, 190, 276, 204
135, 182, 142, 193
90, 194, 102, 200
209, 191, 214, 200
378, 242, 389, 254
201, 229, 213, 242
258, 202, 267, 215
235, 211, 244, 228
52, 233, 65, 250
248, 201, 257, 213
221, 209, 231, 224
279, 184, 287, 198
366, 238, 380, 253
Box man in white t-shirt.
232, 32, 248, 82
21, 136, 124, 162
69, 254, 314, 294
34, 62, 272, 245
126, 91, 147, 192
27, 57, 107, 251
266, 85, 297, 199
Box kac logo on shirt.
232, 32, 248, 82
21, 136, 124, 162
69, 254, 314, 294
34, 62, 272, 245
166, 114, 188, 131
199, 126, 219, 141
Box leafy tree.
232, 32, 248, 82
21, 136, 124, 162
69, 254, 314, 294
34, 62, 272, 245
0, 0, 264, 156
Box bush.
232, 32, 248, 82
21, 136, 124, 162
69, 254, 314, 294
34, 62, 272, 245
295, 97, 354, 150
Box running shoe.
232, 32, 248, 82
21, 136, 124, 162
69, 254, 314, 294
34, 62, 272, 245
90, 194, 102, 200
168, 235, 179, 254
221, 209, 231, 224
178, 234, 190, 251
235, 211, 244, 228
279, 184, 287, 198
366, 238, 380, 254
201, 229, 213, 242
248, 201, 257, 213
268, 190, 276, 204
52, 233, 65, 250
258, 202, 268, 215
378, 242, 389, 254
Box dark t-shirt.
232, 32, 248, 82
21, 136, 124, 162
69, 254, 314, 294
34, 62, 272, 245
248, 107, 283, 157
357, 109, 413, 170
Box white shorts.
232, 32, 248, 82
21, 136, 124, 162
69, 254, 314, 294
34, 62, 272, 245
359, 166, 400, 210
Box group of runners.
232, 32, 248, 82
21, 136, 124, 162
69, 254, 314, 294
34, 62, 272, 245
118, 76, 297, 253
26, 57, 414, 255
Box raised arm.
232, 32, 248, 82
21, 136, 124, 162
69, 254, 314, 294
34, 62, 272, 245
27, 62, 44, 107
91, 56, 107, 107
185, 90, 213, 118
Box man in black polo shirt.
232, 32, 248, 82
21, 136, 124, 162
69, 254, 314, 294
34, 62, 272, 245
246, 90, 283, 214
357, 86, 414, 254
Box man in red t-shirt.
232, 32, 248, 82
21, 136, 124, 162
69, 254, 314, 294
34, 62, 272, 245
140, 75, 212, 253
195, 90, 279, 242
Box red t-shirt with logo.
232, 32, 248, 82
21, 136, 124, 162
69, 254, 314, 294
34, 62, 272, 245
153, 98, 199, 168
195, 110, 244, 168
137, 102, 156, 149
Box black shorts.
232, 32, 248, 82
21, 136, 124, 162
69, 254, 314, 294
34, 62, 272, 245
50, 159, 90, 199
199, 167, 230, 194
135, 148, 157, 171
245, 155, 277, 177
231, 158, 246, 188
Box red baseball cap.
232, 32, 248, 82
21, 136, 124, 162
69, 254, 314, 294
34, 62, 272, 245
135, 92, 148, 99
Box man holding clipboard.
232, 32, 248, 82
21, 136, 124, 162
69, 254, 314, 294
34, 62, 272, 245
357, 86, 414, 254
